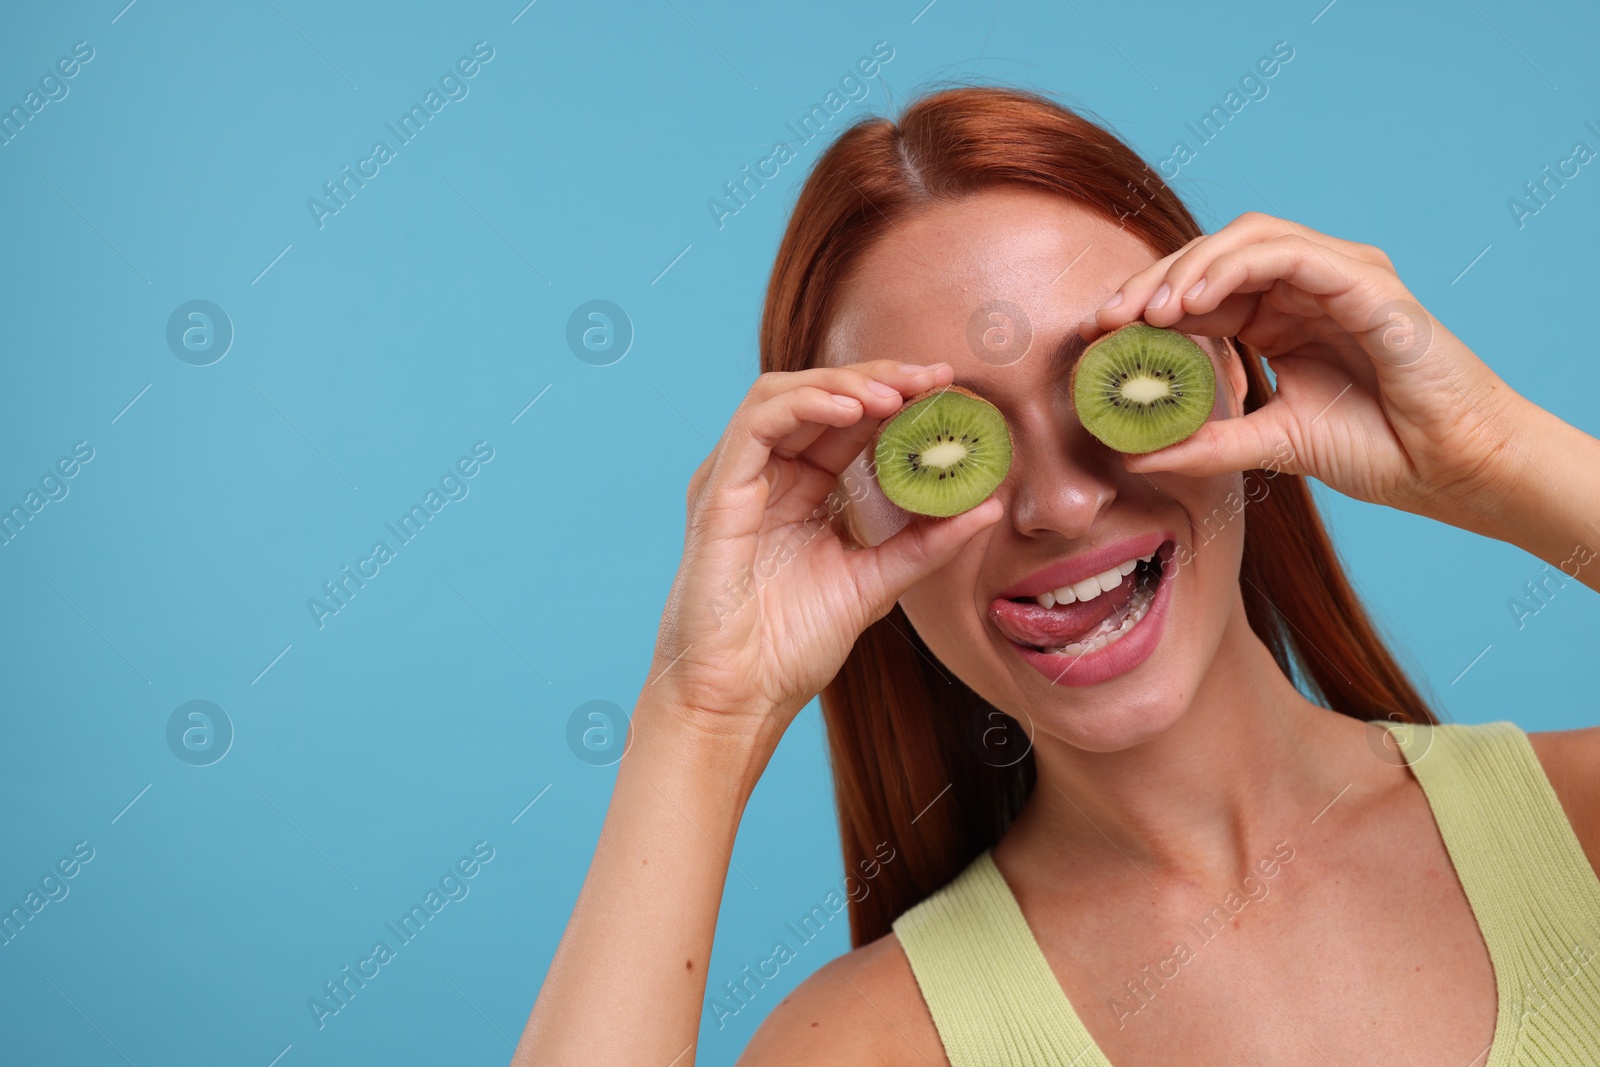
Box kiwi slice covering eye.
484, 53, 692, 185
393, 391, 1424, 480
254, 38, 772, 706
1070, 323, 1217, 454
872, 385, 1013, 517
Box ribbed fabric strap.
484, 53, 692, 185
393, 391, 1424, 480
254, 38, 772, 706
1392, 720, 1600, 1065
892, 850, 1109, 1067
894, 720, 1600, 1066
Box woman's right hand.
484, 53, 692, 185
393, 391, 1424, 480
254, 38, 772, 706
648, 359, 1004, 751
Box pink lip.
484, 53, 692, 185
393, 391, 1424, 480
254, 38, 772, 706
1004, 542, 1176, 687
994, 531, 1171, 601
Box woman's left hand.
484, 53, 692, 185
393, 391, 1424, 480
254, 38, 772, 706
1081, 210, 1533, 534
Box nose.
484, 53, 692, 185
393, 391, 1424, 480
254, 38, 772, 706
1004, 417, 1121, 540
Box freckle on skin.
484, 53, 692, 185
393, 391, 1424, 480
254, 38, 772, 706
686, 959, 693, 971
811, 1021, 819, 1028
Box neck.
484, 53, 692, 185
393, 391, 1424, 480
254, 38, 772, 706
1003, 596, 1364, 887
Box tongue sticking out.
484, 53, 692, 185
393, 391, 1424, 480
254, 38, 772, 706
989, 576, 1138, 649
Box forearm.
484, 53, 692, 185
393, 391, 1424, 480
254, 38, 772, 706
513, 698, 773, 1066
1477, 400, 1600, 593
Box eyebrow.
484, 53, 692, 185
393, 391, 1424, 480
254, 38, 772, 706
950, 331, 1090, 394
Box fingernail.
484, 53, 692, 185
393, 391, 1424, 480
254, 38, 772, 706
833, 393, 860, 406
1148, 283, 1171, 310
868, 380, 899, 398
1102, 291, 1124, 309
1184, 278, 1206, 300
897, 362, 927, 374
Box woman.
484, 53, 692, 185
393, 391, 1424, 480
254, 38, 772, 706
515, 87, 1600, 1065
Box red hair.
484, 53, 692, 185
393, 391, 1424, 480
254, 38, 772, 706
759, 86, 1436, 946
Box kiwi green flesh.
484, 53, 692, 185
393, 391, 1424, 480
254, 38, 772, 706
1072, 324, 1216, 454
874, 389, 1012, 518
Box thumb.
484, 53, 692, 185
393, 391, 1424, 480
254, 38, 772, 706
1123, 409, 1295, 479
850, 497, 1004, 619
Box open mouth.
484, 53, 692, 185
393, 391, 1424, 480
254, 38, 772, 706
990, 540, 1173, 658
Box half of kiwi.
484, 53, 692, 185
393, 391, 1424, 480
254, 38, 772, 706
1070, 323, 1216, 454
872, 385, 1013, 517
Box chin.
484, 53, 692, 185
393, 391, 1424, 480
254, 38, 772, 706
1027, 682, 1197, 755
1009, 553, 1230, 757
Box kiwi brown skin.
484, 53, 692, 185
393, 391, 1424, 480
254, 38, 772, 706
1067, 322, 1144, 406
868, 383, 1016, 514
869, 383, 989, 453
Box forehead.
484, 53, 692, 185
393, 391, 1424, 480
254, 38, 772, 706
819, 186, 1165, 386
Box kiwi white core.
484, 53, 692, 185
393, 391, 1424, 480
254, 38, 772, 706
1117, 374, 1176, 405
918, 440, 970, 469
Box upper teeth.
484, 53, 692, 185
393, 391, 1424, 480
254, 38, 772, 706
1034, 552, 1155, 608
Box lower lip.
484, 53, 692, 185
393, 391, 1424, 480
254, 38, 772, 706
1005, 551, 1175, 688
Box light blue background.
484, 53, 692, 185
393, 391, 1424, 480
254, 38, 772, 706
2, 1, 1596, 1064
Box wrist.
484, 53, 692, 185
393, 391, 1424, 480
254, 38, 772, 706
625, 690, 786, 811
1472, 399, 1600, 574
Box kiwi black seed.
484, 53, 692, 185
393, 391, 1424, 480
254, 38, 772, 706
1070, 323, 1216, 454
872, 385, 1013, 518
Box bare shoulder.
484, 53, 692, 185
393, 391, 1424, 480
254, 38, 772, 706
734, 931, 947, 1067
1526, 725, 1600, 874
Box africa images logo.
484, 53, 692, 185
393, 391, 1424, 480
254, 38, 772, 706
307, 841, 495, 1030
306, 441, 494, 629
705, 41, 893, 230
306, 41, 495, 230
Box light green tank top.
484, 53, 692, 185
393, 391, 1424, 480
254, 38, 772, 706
892, 720, 1600, 1065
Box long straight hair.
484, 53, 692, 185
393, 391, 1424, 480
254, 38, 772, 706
758, 86, 1436, 947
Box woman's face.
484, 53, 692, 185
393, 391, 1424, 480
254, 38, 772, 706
821, 186, 1253, 754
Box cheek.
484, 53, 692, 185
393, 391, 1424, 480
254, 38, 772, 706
1197, 339, 1246, 420
841, 450, 912, 548
897, 563, 1007, 712
1182, 473, 1250, 583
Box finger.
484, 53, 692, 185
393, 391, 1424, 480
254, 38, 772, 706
1123, 355, 1384, 479
766, 422, 832, 463
1185, 286, 1372, 392
1180, 246, 1410, 398
1089, 246, 1193, 333
797, 371, 1001, 475
1089, 222, 1296, 333
748, 360, 947, 406
687, 391, 861, 553
1122, 405, 1301, 480
699, 371, 940, 529
1151, 235, 1384, 332
783, 415, 887, 477
1170, 212, 1396, 279
1125, 291, 1333, 362
690, 362, 950, 513
1088, 282, 1333, 351
711, 387, 870, 502
848, 497, 1005, 619
1223, 212, 1395, 271
761, 459, 858, 527
1101, 292, 1263, 346
1091, 214, 1395, 333
748, 361, 950, 461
